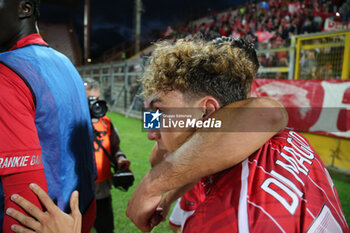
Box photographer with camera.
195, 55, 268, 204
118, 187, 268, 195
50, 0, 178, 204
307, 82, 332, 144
84, 78, 133, 233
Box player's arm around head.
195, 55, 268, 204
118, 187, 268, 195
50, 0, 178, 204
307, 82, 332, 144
141, 37, 288, 188
141, 96, 288, 196
149, 144, 168, 168
127, 37, 288, 231
234, 96, 288, 132
191, 96, 288, 173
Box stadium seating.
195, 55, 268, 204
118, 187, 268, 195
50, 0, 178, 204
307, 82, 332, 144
168, 0, 344, 49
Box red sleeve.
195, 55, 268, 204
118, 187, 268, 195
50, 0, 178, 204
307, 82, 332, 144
0, 63, 48, 231
0, 63, 43, 175
2, 169, 48, 232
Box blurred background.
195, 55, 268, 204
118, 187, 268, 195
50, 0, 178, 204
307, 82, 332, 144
37, 0, 350, 232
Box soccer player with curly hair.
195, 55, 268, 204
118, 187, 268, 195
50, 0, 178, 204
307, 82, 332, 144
128, 38, 348, 233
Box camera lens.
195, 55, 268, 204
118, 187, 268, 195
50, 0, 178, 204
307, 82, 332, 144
88, 97, 108, 118
91, 100, 107, 118
92, 102, 103, 114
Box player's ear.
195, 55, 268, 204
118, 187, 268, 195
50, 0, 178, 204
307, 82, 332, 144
18, 0, 34, 19
200, 97, 220, 120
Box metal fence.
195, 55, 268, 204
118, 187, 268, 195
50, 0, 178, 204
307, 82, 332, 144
256, 30, 350, 80
294, 30, 350, 80
256, 47, 291, 79
77, 30, 350, 117
77, 59, 147, 118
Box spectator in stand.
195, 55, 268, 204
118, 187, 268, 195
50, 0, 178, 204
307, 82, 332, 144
317, 46, 334, 80
301, 17, 315, 34
282, 22, 296, 40
274, 39, 289, 67
219, 22, 231, 37
198, 23, 207, 35
257, 53, 267, 67
165, 0, 346, 59
341, 0, 350, 22
300, 50, 318, 79
266, 52, 278, 67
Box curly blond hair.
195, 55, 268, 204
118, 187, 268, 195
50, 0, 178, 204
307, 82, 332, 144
142, 37, 259, 106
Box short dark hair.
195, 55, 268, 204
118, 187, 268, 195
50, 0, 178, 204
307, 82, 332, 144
84, 78, 100, 91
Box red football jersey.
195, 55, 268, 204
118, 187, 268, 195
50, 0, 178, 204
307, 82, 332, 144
183, 129, 349, 233
0, 35, 47, 232
169, 181, 206, 228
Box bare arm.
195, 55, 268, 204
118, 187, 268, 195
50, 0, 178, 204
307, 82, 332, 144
149, 144, 168, 168
126, 97, 288, 231
149, 97, 287, 193
148, 181, 198, 228
158, 97, 285, 188
149, 143, 198, 224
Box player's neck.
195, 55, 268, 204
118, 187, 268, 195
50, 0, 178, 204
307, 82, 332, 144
0, 22, 38, 53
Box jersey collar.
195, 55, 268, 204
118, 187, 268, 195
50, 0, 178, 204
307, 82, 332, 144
9, 34, 48, 51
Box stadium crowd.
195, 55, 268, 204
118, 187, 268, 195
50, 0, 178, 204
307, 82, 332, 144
169, 0, 346, 46
160, 0, 349, 79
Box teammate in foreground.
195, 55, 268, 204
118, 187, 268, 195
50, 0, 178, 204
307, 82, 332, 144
0, 0, 96, 232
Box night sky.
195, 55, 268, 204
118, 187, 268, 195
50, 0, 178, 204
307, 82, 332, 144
40, 0, 248, 58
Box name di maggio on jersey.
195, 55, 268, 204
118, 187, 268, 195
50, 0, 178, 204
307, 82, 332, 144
261, 131, 332, 215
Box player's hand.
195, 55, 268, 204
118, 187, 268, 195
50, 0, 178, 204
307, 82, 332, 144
117, 156, 131, 170
6, 183, 81, 233
156, 196, 172, 222
126, 173, 162, 232
147, 196, 171, 229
